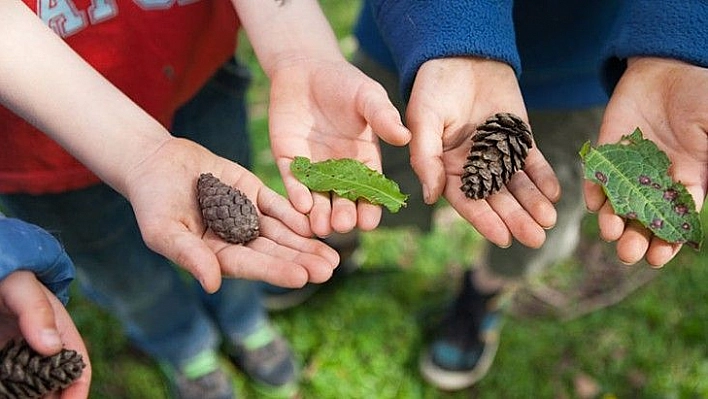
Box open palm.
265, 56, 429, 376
268, 58, 411, 237
406, 58, 560, 248
585, 57, 708, 266
123, 138, 340, 293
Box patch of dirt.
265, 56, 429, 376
511, 238, 660, 321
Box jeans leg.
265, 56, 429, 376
172, 56, 252, 167
200, 279, 266, 342
0, 185, 218, 368
172, 56, 267, 339
486, 107, 605, 279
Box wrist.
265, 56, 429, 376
233, 0, 345, 78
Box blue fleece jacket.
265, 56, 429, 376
0, 216, 75, 305
356, 0, 708, 110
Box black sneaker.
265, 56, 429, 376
419, 270, 503, 390
227, 323, 298, 398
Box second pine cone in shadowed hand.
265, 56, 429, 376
460, 112, 533, 199
197, 173, 260, 244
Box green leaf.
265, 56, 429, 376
290, 156, 409, 213
580, 128, 703, 249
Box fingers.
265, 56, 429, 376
257, 184, 312, 237
356, 201, 382, 231
408, 114, 446, 204
257, 216, 340, 266
523, 148, 561, 203
277, 155, 382, 236
142, 221, 223, 293
444, 162, 555, 248
597, 201, 625, 241
645, 238, 681, 267
357, 81, 411, 147
614, 220, 652, 264
305, 189, 382, 236
487, 193, 547, 249
331, 195, 358, 233
505, 171, 558, 229
217, 216, 340, 286
614, 222, 680, 266
41, 284, 92, 399
277, 157, 314, 215
599, 203, 683, 266
583, 180, 607, 212
309, 191, 335, 237
2, 275, 92, 398
0, 271, 63, 356
445, 184, 513, 247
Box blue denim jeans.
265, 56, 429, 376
0, 57, 266, 370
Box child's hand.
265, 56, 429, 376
268, 57, 411, 237
585, 57, 708, 266
122, 137, 340, 293
0, 271, 91, 399
406, 57, 560, 249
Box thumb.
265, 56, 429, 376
357, 82, 411, 146
407, 109, 447, 204
142, 224, 223, 293
0, 271, 63, 355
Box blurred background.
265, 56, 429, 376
69, 1, 708, 398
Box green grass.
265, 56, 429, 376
69, 2, 708, 398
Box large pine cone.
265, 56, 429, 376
460, 113, 533, 199
197, 173, 260, 244
0, 340, 85, 399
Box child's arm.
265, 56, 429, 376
0, 2, 339, 292
233, 0, 412, 236
0, 1, 169, 195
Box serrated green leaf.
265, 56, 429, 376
580, 128, 703, 249
290, 156, 408, 213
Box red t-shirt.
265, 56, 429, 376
0, 0, 239, 194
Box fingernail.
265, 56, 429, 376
422, 184, 431, 204
41, 329, 62, 348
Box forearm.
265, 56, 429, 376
0, 2, 170, 196
231, 0, 345, 78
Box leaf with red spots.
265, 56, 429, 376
579, 128, 702, 249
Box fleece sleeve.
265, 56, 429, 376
0, 217, 75, 305
369, 0, 519, 98
604, 0, 708, 90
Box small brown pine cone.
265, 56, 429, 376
460, 112, 533, 199
197, 173, 260, 244
0, 340, 85, 399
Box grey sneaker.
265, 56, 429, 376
227, 324, 298, 398
163, 350, 235, 399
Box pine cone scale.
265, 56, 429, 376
460, 112, 533, 199
197, 173, 260, 244
0, 340, 85, 399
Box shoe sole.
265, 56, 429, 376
263, 284, 321, 311
418, 330, 500, 391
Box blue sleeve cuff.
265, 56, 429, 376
0, 217, 75, 305
370, 0, 519, 98
604, 0, 708, 90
